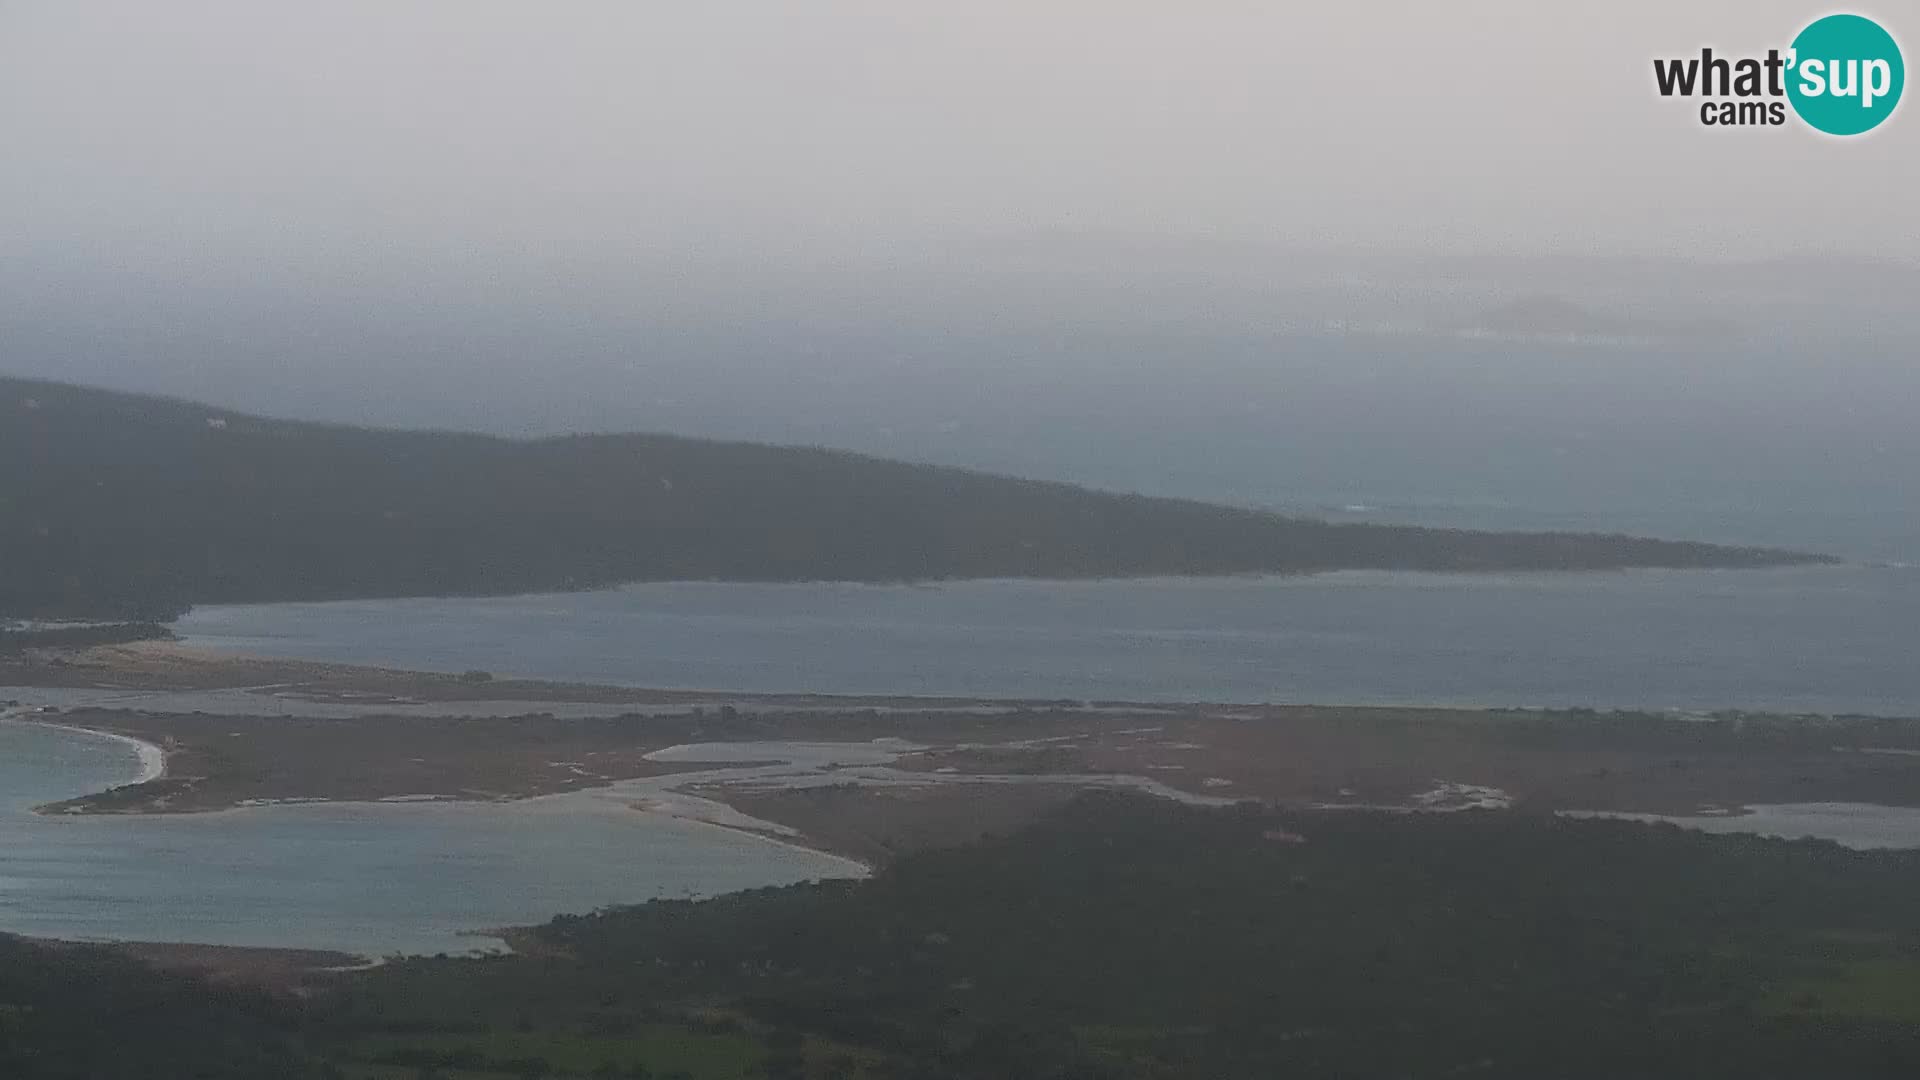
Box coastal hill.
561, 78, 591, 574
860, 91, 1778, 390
1, 375, 1828, 619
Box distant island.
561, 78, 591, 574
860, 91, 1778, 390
1, 375, 1832, 620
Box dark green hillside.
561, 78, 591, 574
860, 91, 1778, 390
1, 376, 1828, 619
0, 936, 324, 1079
327, 796, 1920, 1079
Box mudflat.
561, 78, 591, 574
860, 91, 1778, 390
10, 640, 1918, 847
8, 638, 1920, 990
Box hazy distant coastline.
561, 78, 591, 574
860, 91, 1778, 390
1, 375, 1832, 621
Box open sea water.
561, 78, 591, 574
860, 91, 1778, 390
177, 565, 1918, 718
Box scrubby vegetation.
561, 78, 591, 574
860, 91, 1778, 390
0, 937, 326, 1080
318, 795, 1920, 1078
0, 622, 171, 656
1, 375, 1825, 620
7, 795, 1920, 1076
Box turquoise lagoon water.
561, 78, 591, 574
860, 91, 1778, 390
0, 722, 861, 956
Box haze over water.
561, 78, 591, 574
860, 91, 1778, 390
179, 564, 1919, 718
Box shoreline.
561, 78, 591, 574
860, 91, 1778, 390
19, 935, 376, 991
3, 715, 166, 786
6, 653, 1920, 976
11, 634, 1920, 724
8, 642, 1920, 937
627, 793, 877, 877
16, 659, 1920, 824
40, 554, 1852, 637
13, 637, 1920, 728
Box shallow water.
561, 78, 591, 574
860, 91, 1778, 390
0, 723, 862, 956
178, 566, 1920, 716
1569, 804, 1920, 850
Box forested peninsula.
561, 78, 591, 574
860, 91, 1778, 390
2, 376, 1830, 620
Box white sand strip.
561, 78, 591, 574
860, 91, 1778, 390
6, 719, 166, 785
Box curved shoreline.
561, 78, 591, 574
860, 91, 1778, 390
622, 796, 875, 878
6, 685, 1920, 973
3, 716, 166, 787
159, 566, 1920, 721
10, 712, 874, 874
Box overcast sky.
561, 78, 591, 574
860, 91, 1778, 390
3, 2, 1917, 537
3, 0, 1914, 283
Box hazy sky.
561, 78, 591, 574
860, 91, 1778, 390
3, 2, 1917, 537
3, 0, 1915, 281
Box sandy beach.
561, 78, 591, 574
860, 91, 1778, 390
0, 710, 167, 785
7, 639, 1920, 984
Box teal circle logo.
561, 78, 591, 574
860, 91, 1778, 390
1787, 14, 1905, 135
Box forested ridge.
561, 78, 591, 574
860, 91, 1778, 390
0, 936, 324, 1080
6, 798, 1920, 1077
332, 796, 1920, 1079
2, 375, 1829, 619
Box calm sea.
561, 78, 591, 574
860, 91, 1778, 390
11, 560, 1920, 953
179, 565, 1918, 718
